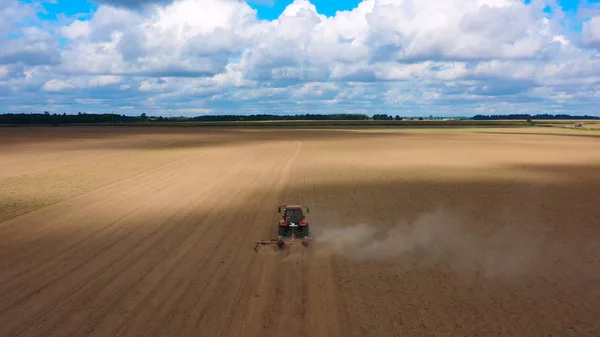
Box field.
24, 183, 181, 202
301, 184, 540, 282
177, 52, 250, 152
1, 126, 599, 336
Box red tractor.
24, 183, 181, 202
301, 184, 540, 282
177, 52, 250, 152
254, 204, 313, 251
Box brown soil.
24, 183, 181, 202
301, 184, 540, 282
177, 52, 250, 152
1, 126, 599, 337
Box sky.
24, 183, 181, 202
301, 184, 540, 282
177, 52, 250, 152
1, 0, 600, 117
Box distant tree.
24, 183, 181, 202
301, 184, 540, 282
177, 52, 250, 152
0, 112, 596, 126
373, 114, 392, 120
394, 115, 401, 120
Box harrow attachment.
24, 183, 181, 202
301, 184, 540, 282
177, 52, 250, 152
253, 235, 315, 252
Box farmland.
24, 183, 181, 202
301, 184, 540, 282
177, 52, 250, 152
1, 126, 599, 336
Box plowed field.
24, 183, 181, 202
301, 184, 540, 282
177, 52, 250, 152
1, 126, 599, 336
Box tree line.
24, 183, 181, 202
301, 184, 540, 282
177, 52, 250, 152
0, 112, 372, 124
0, 112, 138, 124
472, 114, 599, 120
0, 112, 597, 125
187, 113, 370, 121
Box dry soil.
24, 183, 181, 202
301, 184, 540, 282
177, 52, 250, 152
1, 126, 599, 337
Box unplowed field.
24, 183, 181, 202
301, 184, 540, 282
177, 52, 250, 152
1, 127, 599, 336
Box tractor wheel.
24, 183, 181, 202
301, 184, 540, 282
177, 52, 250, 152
278, 226, 287, 238
301, 225, 309, 240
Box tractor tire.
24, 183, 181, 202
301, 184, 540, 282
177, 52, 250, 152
301, 225, 309, 239
278, 226, 288, 238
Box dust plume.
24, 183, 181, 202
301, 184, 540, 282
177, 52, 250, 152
312, 209, 539, 279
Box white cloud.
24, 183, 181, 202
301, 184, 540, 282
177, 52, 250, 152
168, 108, 212, 114
582, 16, 600, 48
75, 98, 104, 105
43, 79, 75, 92
58, 0, 258, 78
138, 78, 169, 91
61, 20, 91, 39
42, 75, 123, 92
293, 82, 339, 98
372, 62, 431, 81
92, 0, 174, 9
211, 62, 255, 87
0, 0, 34, 36
1, 0, 600, 116
365, 0, 556, 62
0, 4, 61, 66
0, 65, 8, 79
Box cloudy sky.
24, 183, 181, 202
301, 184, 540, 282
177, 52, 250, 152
1, 0, 600, 117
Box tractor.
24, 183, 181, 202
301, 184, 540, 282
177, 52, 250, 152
253, 204, 313, 251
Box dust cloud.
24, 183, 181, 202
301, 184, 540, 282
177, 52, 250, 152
312, 209, 539, 279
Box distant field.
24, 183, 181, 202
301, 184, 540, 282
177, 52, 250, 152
533, 119, 600, 124
1, 126, 599, 336
136, 119, 532, 128
3, 118, 600, 130
533, 120, 600, 130
1, 119, 533, 128
460, 126, 600, 138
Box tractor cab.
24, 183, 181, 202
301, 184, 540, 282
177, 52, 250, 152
278, 205, 309, 225
277, 204, 309, 236
284, 207, 304, 223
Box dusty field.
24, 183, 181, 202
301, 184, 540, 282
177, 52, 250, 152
1, 126, 599, 337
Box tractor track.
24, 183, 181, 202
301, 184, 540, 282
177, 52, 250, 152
24, 147, 261, 337
0, 147, 218, 284
2, 147, 244, 336
0, 145, 222, 288
113, 142, 301, 337
55, 146, 276, 337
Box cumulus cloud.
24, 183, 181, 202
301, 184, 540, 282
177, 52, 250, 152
582, 16, 600, 48
1, 0, 600, 115
367, 0, 548, 62
0, 0, 34, 36
60, 0, 256, 77
90, 0, 176, 10
42, 75, 123, 92
1, 27, 62, 66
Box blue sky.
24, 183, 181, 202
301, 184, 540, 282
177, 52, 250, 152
249, 0, 364, 19
30, 0, 600, 21
31, 0, 366, 20
1, 0, 600, 117
27, 0, 600, 22
35, 1, 98, 21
